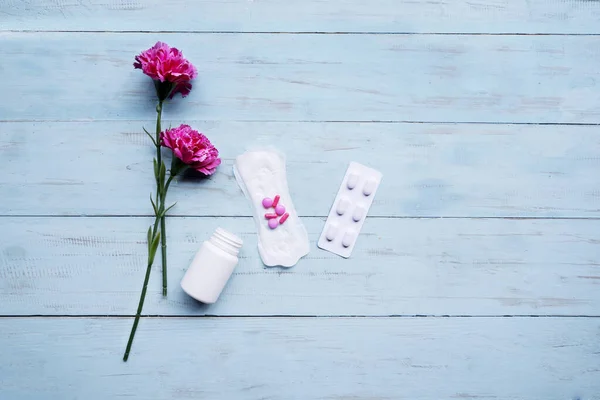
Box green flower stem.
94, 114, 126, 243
160, 214, 168, 296
160, 175, 174, 296
122, 99, 167, 361
122, 261, 153, 362
123, 225, 160, 362
154, 100, 169, 296
155, 100, 163, 170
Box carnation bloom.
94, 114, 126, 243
134, 42, 198, 99
160, 124, 221, 175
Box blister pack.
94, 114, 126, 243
317, 162, 382, 258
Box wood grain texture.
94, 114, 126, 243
1, 0, 600, 34
2, 217, 599, 316
1, 1, 599, 398
2, 33, 600, 123
0, 317, 599, 399
1, 121, 599, 217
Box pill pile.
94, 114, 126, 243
262, 195, 290, 229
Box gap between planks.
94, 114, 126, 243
4, 30, 600, 36
1, 315, 599, 318
3, 119, 600, 125
1, 215, 599, 219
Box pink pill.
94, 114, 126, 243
275, 204, 286, 216
268, 218, 278, 229
265, 213, 278, 219
262, 197, 273, 208
279, 213, 290, 224
272, 195, 280, 208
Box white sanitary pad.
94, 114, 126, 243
233, 149, 310, 267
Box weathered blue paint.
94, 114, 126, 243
2, 0, 600, 34
0, 1, 599, 398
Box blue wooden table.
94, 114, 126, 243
1, 1, 600, 399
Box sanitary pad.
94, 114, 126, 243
233, 149, 310, 267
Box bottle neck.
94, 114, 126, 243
208, 228, 243, 257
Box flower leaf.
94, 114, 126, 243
146, 226, 152, 251
152, 230, 161, 251
148, 230, 161, 265
153, 158, 158, 179
143, 127, 157, 146
162, 202, 177, 217
159, 162, 166, 189
150, 194, 158, 215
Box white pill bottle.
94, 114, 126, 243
180, 228, 243, 304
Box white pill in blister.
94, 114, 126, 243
352, 206, 365, 222
342, 231, 356, 248
325, 224, 338, 241
362, 179, 377, 196
336, 197, 350, 215
346, 173, 358, 190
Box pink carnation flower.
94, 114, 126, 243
160, 125, 221, 175
134, 42, 198, 98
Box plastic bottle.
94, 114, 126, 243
180, 228, 243, 304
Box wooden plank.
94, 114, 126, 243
2, 0, 600, 34
2, 33, 600, 124
0, 317, 598, 399
2, 217, 599, 316
1, 121, 599, 217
